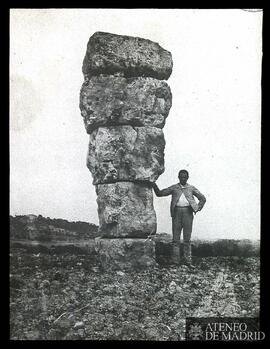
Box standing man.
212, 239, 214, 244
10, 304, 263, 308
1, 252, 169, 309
153, 170, 206, 266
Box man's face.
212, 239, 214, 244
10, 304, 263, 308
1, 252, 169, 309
179, 172, 188, 185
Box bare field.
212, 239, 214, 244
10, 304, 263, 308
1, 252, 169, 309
10, 248, 260, 340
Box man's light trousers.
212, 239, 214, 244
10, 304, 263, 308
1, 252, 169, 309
172, 206, 194, 263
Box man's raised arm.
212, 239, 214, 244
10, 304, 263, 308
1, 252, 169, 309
152, 183, 173, 197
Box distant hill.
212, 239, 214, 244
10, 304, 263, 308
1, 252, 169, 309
154, 233, 260, 258
10, 216, 260, 257
10, 215, 99, 242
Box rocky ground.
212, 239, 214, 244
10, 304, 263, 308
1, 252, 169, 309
10, 247, 260, 340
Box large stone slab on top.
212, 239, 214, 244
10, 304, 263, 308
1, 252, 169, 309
96, 182, 156, 238
82, 31, 173, 80
80, 76, 172, 133
87, 125, 165, 185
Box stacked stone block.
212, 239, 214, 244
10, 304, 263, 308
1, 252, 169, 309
80, 32, 173, 268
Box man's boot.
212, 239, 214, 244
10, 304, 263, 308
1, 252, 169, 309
171, 242, 180, 265
182, 242, 193, 267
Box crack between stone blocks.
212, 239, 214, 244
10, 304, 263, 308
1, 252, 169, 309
95, 179, 153, 187
87, 123, 161, 134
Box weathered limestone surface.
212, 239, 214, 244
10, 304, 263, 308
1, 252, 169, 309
96, 182, 156, 238
82, 31, 173, 80
87, 126, 165, 184
80, 76, 172, 133
95, 237, 157, 269
80, 32, 173, 268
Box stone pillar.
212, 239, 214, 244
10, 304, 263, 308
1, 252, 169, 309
79, 31, 173, 269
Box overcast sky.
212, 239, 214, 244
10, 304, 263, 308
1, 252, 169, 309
10, 9, 262, 240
